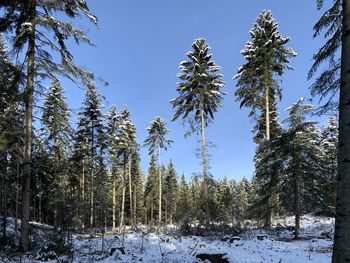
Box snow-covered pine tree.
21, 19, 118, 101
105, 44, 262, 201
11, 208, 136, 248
41, 78, 72, 159
176, 174, 191, 230
309, 0, 341, 113
234, 10, 296, 227
318, 116, 338, 214
0, 0, 98, 250
0, 34, 23, 246
189, 174, 202, 223
144, 154, 158, 223
116, 107, 137, 227
164, 160, 178, 224
144, 117, 172, 224
130, 150, 144, 224
40, 78, 72, 228
76, 83, 106, 228
106, 105, 121, 230
215, 177, 233, 225
171, 38, 226, 227
282, 98, 321, 239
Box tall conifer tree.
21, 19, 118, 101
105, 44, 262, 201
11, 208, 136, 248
144, 117, 172, 223
171, 38, 225, 226
234, 10, 296, 227
0, 0, 97, 250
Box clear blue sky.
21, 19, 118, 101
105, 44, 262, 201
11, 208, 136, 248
63, 0, 329, 181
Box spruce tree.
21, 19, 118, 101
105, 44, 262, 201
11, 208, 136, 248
0, 0, 97, 250
282, 98, 321, 238
176, 175, 191, 226
309, 0, 341, 113
76, 84, 106, 228
40, 78, 72, 228
116, 107, 137, 227
310, 1, 350, 260
0, 34, 22, 246
171, 38, 225, 226
144, 117, 172, 223
144, 154, 158, 223
164, 160, 178, 224
234, 10, 296, 227
106, 105, 121, 230
318, 116, 338, 214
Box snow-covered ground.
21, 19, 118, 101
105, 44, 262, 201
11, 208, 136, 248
0, 214, 334, 263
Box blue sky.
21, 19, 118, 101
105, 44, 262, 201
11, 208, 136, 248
63, 0, 329, 181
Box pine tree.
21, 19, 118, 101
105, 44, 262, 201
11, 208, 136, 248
0, 0, 97, 250
116, 107, 137, 227
282, 98, 321, 239
309, 0, 341, 113
40, 78, 72, 228
318, 116, 338, 214
144, 117, 172, 223
144, 154, 158, 223
0, 34, 22, 246
234, 10, 296, 227
176, 175, 191, 225
310, 1, 350, 260
189, 174, 202, 223
106, 105, 121, 230
76, 84, 106, 228
130, 150, 143, 224
171, 38, 225, 226
164, 160, 178, 224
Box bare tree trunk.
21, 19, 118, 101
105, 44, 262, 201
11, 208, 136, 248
200, 106, 209, 227
80, 158, 85, 229
332, 0, 350, 261
293, 147, 300, 239
158, 143, 162, 224
112, 170, 116, 231
120, 161, 126, 232
128, 155, 133, 225
90, 121, 94, 228
38, 175, 42, 223
21, 0, 35, 250
120, 186, 125, 231
151, 202, 154, 223
1, 156, 6, 246
15, 144, 20, 232
265, 84, 272, 228
1, 178, 7, 246
133, 183, 137, 224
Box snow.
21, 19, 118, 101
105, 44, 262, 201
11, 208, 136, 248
0, 214, 334, 262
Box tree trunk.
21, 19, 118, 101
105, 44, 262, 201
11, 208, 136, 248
293, 147, 300, 239
1, 186, 7, 246
1, 156, 7, 246
265, 83, 272, 228
151, 202, 154, 223
332, 0, 350, 261
128, 155, 133, 225
200, 107, 209, 227
120, 160, 126, 232
133, 183, 137, 224
90, 121, 94, 228
21, 0, 36, 251
15, 144, 20, 232
120, 185, 125, 231
112, 169, 116, 231
80, 158, 85, 229
158, 143, 162, 224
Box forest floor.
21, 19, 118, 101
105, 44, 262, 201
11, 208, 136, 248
0, 214, 334, 263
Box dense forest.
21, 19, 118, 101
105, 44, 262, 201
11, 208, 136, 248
0, 1, 349, 263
